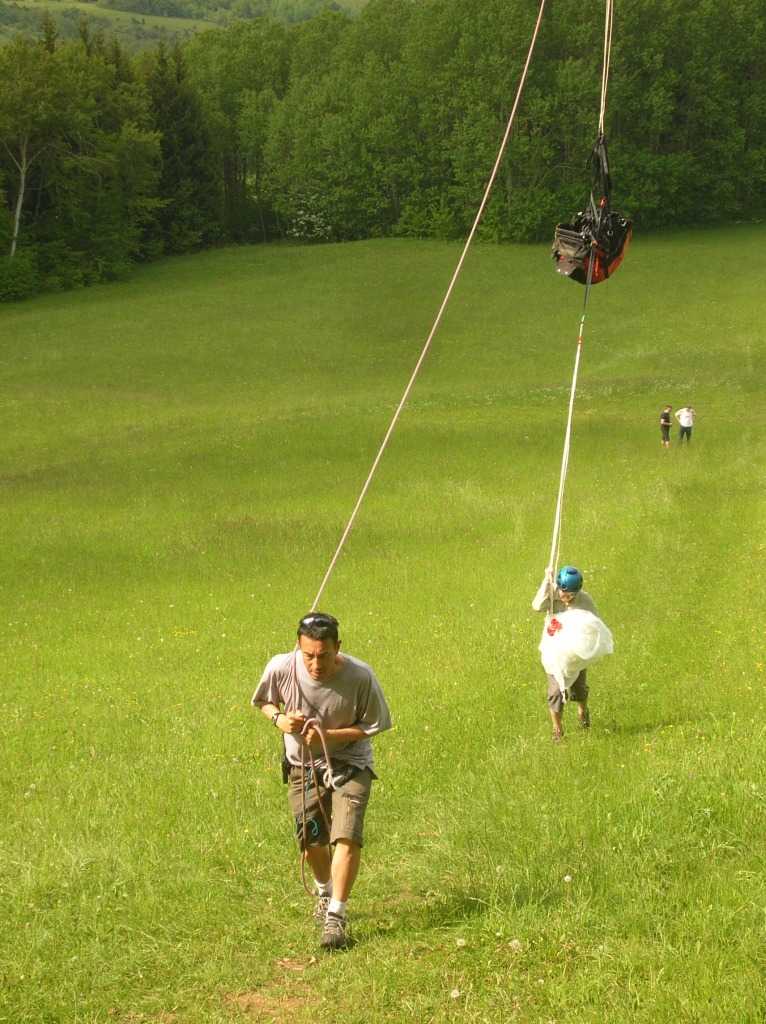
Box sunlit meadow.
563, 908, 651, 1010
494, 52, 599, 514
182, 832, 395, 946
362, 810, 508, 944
1, 227, 765, 1023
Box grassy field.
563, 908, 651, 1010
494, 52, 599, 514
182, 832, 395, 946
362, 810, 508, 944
0, 0, 209, 47
0, 0, 365, 46
9, 0, 209, 30
1, 227, 764, 1023
10, 0, 209, 30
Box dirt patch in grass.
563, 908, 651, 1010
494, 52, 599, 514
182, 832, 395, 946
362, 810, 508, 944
108, 1011, 177, 1023
225, 959, 318, 1019
224, 987, 311, 1019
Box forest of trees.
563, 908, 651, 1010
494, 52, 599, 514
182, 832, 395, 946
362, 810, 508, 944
1, 0, 764, 299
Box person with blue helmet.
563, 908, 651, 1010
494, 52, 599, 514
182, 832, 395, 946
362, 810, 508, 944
532, 565, 598, 741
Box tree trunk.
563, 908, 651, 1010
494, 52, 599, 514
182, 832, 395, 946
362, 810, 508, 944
10, 137, 29, 260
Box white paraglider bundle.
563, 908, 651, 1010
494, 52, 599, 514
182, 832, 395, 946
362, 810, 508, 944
539, 607, 613, 695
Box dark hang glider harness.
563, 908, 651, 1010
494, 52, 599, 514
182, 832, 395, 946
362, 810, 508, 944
551, 0, 630, 286
551, 133, 632, 285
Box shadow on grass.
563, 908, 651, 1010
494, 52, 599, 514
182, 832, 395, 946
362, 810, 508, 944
352, 881, 558, 945
600, 713, 697, 737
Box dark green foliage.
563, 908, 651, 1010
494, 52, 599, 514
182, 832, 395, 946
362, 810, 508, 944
0, 247, 39, 298
185, 18, 290, 240
244, 0, 766, 242
143, 43, 220, 252
608, 0, 766, 227
317, 0, 756, 238
0, 33, 160, 292
2, 0, 766, 298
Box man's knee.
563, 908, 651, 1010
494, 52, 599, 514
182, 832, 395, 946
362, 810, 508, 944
333, 838, 361, 853
546, 674, 564, 713
569, 671, 589, 704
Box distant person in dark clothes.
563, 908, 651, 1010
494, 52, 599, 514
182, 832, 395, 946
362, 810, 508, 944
675, 406, 695, 443
659, 405, 672, 448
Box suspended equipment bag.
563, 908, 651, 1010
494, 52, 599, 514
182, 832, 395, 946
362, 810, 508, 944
552, 134, 632, 285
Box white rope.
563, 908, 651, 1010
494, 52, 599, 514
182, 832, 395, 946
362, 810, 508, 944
546, 258, 594, 582
598, 0, 614, 136
547, 0, 614, 593
307, 0, 548, 614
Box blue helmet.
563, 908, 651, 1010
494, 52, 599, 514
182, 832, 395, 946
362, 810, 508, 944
556, 565, 583, 592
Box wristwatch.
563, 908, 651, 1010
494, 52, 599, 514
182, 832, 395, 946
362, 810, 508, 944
271, 710, 282, 727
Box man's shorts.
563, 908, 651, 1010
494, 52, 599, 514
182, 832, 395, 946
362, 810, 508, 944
287, 765, 374, 849
547, 670, 588, 713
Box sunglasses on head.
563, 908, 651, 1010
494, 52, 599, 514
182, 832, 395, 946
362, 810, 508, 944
300, 614, 335, 627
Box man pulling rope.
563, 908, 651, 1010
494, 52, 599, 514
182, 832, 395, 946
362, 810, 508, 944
252, 612, 392, 950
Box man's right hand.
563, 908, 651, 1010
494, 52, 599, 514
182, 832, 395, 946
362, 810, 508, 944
279, 711, 306, 734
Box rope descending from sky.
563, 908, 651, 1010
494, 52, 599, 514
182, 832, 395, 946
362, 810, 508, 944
307, 0, 548, 613
546, 259, 595, 585
598, 0, 614, 137
546, 0, 615, 601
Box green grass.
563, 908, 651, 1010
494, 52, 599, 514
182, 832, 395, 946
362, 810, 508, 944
0, 0, 209, 47
10, 0, 209, 30
0, 0, 364, 47
1, 228, 765, 1023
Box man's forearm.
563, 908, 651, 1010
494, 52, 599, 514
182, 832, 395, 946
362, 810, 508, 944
259, 706, 365, 745
325, 726, 366, 744
532, 577, 552, 611
259, 702, 281, 722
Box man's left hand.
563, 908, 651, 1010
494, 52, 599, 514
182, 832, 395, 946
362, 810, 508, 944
302, 725, 324, 750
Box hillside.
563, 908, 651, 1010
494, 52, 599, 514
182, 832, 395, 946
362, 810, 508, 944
0, 0, 364, 47
1, 229, 764, 1022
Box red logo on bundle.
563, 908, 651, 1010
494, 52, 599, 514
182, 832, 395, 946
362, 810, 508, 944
546, 617, 562, 636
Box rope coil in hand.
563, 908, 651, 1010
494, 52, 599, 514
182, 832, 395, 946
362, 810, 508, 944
298, 718, 337, 895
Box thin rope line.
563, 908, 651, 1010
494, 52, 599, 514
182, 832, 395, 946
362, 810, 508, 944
307, 0, 548, 613
547, 0, 613, 603
598, 0, 614, 135
547, 247, 596, 610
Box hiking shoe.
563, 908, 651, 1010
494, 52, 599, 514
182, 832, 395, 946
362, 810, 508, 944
578, 708, 591, 730
314, 894, 331, 924
320, 912, 349, 950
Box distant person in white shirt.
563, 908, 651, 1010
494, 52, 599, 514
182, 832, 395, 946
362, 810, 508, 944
674, 406, 695, 443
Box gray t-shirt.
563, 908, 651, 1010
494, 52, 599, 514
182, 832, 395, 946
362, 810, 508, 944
252, 650, 392, 770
